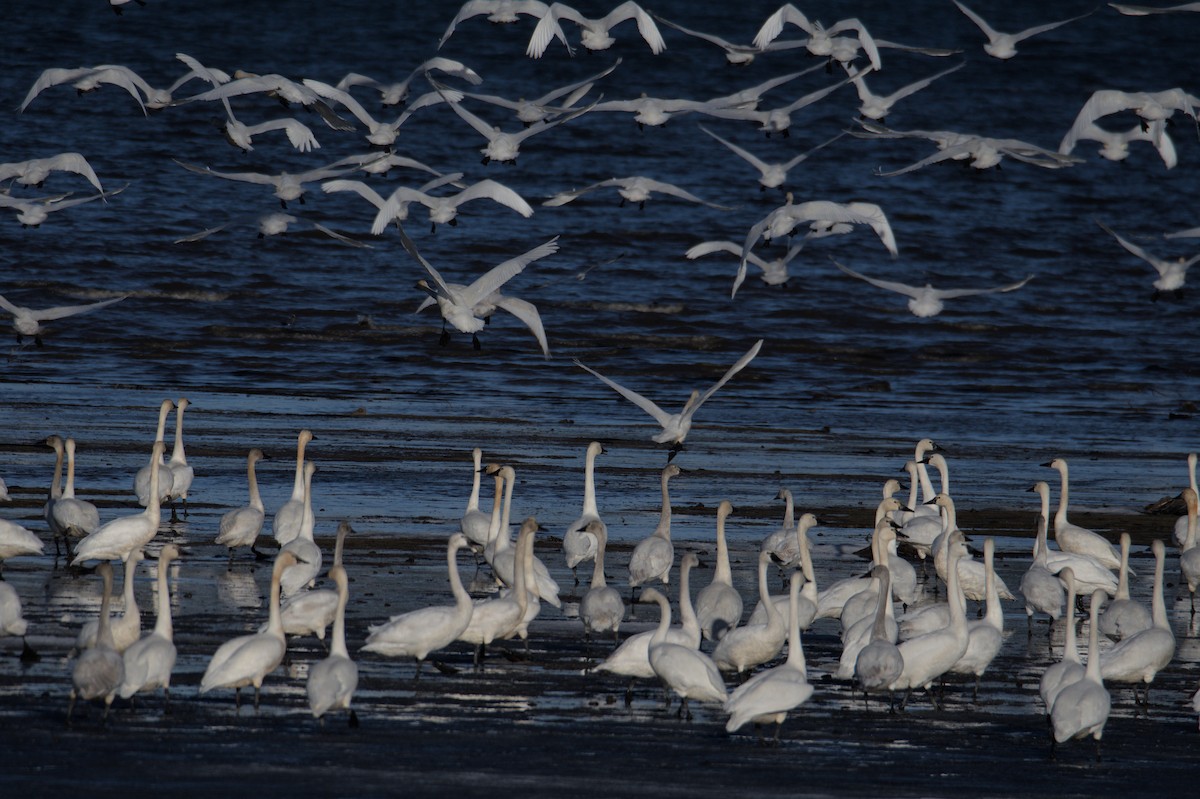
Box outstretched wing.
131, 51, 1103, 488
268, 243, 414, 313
33, 295, 127, 322
933, 274, 1034, 300
460, 237, 560, 307
494, 295, 550, 357
573, 359, 672, 427
397, 224, 454, 299
833, 260, 921, 299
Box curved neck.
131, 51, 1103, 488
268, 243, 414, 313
496, 471, 515, 552
97, 568, 115, 648
466, 449, 482, 512
1189, 454, 1198, 494
299, 467, 315, 542
1116, 537, 1132, 599
983, 542, 1001, 626
154, 402, 171, 446
1037, 484, 1050, 527
904, 464, 919, 510
146, 446, 163, 516
781, 490, 794, 528
333, 525, 349, 568
916, 461, 936, 502
485, 474, 504, 553
154, 556, 173, 640
932, 459, 949, 495
653, 470, 673, 540
650, 594, 672, 645
798, 521, 817, 598
266, 557, 287, 638
1054, 463, 1070, 525
1063, 579, 1079, 662
757, 553, 776, 621
582, 447, 599, 517
49, 442, 64, 500
291, 435, 309, 498
448, 543, 471, 614
330, 574, 349, 659
64, 442, 78, 498
247, 455, 264, 510
1084, 598, 1102, 681
946, 544, 965, 629
171, 402, 187, 461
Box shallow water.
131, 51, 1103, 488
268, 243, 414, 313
1, 1, 1200, 795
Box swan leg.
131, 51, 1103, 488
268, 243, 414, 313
163, 687, 172, 714
20, 638, 39, 663
414, 659, 424, 681
471, 333, 481, 351
624, 679, 634, 707
234, 686, 241, 711
349, 709, 359, 728
474, 643, 485, 670
66, 690, 76, 725
253, 685, 262, 711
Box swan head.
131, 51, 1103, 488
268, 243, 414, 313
587, 440, 606, 457
176, 397, 190, 412
298, 429, 315, 447
797, 513, 818, 530
662, 463, 682, 480
717, 499, 734, 519
1043, 457, 1067, 472
248, 448, 267, 465
881, 478, 901, 497
45, 434, 65, 452
304, 461, 317, 479
158, 543, 181, 563
639, 587, 667, 606
929, 492, 954, 512
680, 552, 699, 570
448, 532, 470, 552
776, 487, 791, 501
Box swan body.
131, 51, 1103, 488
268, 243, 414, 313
580, 520, 624, 639
439, 0, 552, 48
68, 562, 124, 721
748, 513, 819, 627
460, 448, 492, 550
75, 548, 142, 653
460, 518, 534, 659
280, 461, 322, 597
1040, 568, 1085, 713
628, 464, 680, 589
526, 2, 666, 58
758, 488, 797, 565
952, 1, 1092, 59
1097, 221, 1199, 297
1060, 119, 1177, 168
377, 178, 533, 233
274, 429, 315, 545
174, 157, 357, 209
1172, 453, 1199, 547
644, 587, 727, 718
0, 582, 30, 639
1099, 539, 1175, 693
1044, 458, 1121, 569
837, 563, 898, 681
215, 449, 268, 556
0, 188, 121, 228
1179, 489, 1200, 613
687, 239, 806, 289
1020, 514, 1065, 627
166, 398, 194, 513
119, 545, 180, 703
545, 175, 729, 211
854, 566, 905, 703
200, 551, 299, 708
19, 63, 160, 114
454, 60, 616, 125
949, 538, 1004, 691
712, 550, 788, 674
1099, 532, 1152, 640
1051, 590, 1111, 758
847, 61, 965, 120
306, 564, 358, 722
752, 5, 882, 69
0, 152, 104, 194
51, 438, 99, 545
0, 292, 126, 344
74, 441, 165, 565
0, 517, 43, 564
134, 399, 175, 507
485, 465, 561, 607
695, 501, 743, 642
440, 84, 595, 164
701, 69, 861, 139
175, 71, 355, 131
336, 57, 483, 106
700, 125, 844, 192
274, 521, 353, 640
563, 441, 606, 574
833, 260, 1033, 318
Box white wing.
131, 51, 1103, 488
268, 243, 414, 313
573, 359, 673, 427
460, 238, 560, 308
693, 339, 764, 409
493, 295, 550, 357
31, 295, 127, 322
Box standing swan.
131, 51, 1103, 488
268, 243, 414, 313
949, 538, 1004, 701
460, 448, 491, 550
1173, 453, 1198, 548
51, 438, 100, 553
215, 449, 269, 560
628, 464, 680, 597
458, 517, 533, 667
1051, 590, 1112, 762
75, 547, 142, 653
485, 465, 561, 607
73, 442, 165, 566
563, 441, 606, 582
748, 513, 819, 627
119, 544, 181, 708
200, 550, 300, 710
695, 500, 742, 642
724, 570, 814, 741
854, 565, 904, 709
166, 398, 194, 521
1099, 532, 1152, 638
134, 400, 175, 507
1020, 514, 1065, 633
280, 461, 322, 597
274, 521, 354, 642
713, 549, 787, 675
362, 533, 475, 679
1039, 568, 1085, 714
273, 429, 314, 546
1178, 488, 1200, 612
43, 435, 65, 553
68, 561, 124, 723
1043, 458, 1121, 569
644, 587, 728, 720
580, 519, 624, 642
1099, 539, 1175, 705
306, 564, 358, 726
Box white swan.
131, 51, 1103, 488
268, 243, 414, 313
335, 57, 483, 106
846, 61, 965, 120
931, 495, 1015, 602
573, 340, 763, 458
526, 1, 666, 58
833, 260, 1034, 318
19, 64, 160, 114
1173, 453, 1198, 547
119, 544, 180, 707
1111, 2, 1200, 13
700, 125, 844, 192
951, 1, 1092, 59
302, 77, 461, 148
1051, 590, 1111, 761
200, 551, 300, 709
362, 533, 475, 677
949, 538, 1004, 700
274, 429, 314, 545
1059, 88, 1200, 158
0, 186, 124, 228
643, 587, 727, 720
439, 84, 595, 164
321, 174, 465, 237
1040, 568, 1084, 714
173, 157, 358, 209
0, 152, 104, 194
281, 461, 322, 597
1020, 514, 1065, 631
215, 448, 268, 559
401, 226, 554, 356
51, 438, 99, 550
701, 70, 861, 139
67, 561, 124, 723
220, 103, 320, 153
1097, 220, 1199, 299
274, 521, 353, 641
0, 292, 126, 346
484, 465, 561, 607
1099, 539, 1175, 704
544, 175, 730, 211
73, 441, 165, 566
751, 5, 882, 69
748, 513, 819, 627
453, 59, 617, 125
712, 550, 787, 674
460, 448, 492, 550
853, 565, 904, 709
724, 570, 813, 739
627, 464, 680, 592
687, 239, 806, 289
439, 0, 553, 48
43, 435, 64, 549
175, 71, 355, 131
75, 547, 142, 654
0, 582, 35, 659
563, 441, 606, 579
165, 397, 194, 518
0, 515, 42, 570
652, 12, 809, 65
695, 500, 743, 641
758, 488, 797, 565
459, 517, 534, 666
134, 399, 174, 507
1179, 488, 1200, 612
377, 178, 534, 233
1043, 458, 1121, 569
1098, 532, 1152, 639
580, 520, 624, 641
306, 564, 358, 725
1059, 119, 1177, 168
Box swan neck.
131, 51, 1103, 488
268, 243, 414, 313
64, 444, 78, 497
984, 543, 1001, 626
299, 467, 315, 542
333, 526, 348, 568
247, 455, 264, 511
97, 567, 116, 648
291, 436, 308, 497
946, 546, 966, 628
679, 560, 697, 632
1054, 463, 1069, 525
497, 472, 515, 551
171, 402, 186, 460
466, 450, 482, 512
266, 557, 287, 638
653, 471, 673, 539
917, 460, 936, 502
757, 554, 777, 622
154, 555, 173, 640
782, 491, 794, 528
1063, 580, 1078, 657
1151, 545, 1169, 630
590, 527, 607, 588
871, 570, 891, 641
448, 543, 471, 615
1116, 537, 1131, 598
905, 468, 918, 512
650, 594, 672, 645
146, 446, 162, 516
49, 444, 64, 500
1084, 598, 1102, 681
582, 448, 599, 516
330, 575, 349, 659
154, 402, 170, 445
785, 575, 805, 670
485, 475, 504, 557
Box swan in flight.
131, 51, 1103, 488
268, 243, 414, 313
833, 260, 1034, 317
175, 71, 356, 131
0, 187, 123, 228
845, 61, 964, 121
752, 5, 881, 69
951, 2, 1093, 59
651, 12, 809, 65
219, 103, 321, 153
1059, 88, 1200, 147
335, 57, 482, 106
573, 340, 763, 456
453, 59, 618, 126
700, 126, 845, 191
436, 83, 596, 164
372, 178, 533, 233
1096, 220, 1199, 300
301, 78, 462, 148
526, 2, 666, 58
173, 158, 358, 209
860, 123, 1082, 175
0, 292, 125, 346
1110, 1, 1200, 12
174, 211, 370, 248
19, 64, 159, 114
700, 69, 862, 137
1058, 119, 1177, 168
544, 176, 730, 211
0, 152, 104, 194
400, 225, 556, 356
321, 173, 467, 235
438, 0, 553, 48
687, 239, 806, 289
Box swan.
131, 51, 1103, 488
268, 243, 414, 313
453, 59, 617, 126
119, 544, 180, 708
1051, 590, 1112, 761
643, 587, 727, 720
931, 495, 1015, 602
875, 503, 920, 608
1020, 514, 1066, 632
949, 538, 1004, 701
853, 565, 904, 709
1099, 539, 1175, 705
75, 547, 142, 654
219, 101, 320, 152
459, 448, 492, 550
751, 5, 882, 69
1097, 221, 1199, 299
1179, 488, 1200, 612
0, 476, 7, 502
686, 239, 806, 289
215, 449, 268, 559
322, 173, 465, 234
67, 561, 124, 723
580, 520, 625, 641
484, 465, 561, 607
274, 429, 314, 545
1043, 459, 1121, 569
0, 582, 35, 660
401, 226, 554, 356
438, 83, 595, 164
166, 397, 194, 519
1059, 88, 1200, 155
839, 518, 900, 633
377, 178, 534, 233
174, 210, 370, 247
889, 530, 970, 709
0, 292, 126, 346
627, 464, 680, 594
439, 0, 552, 48
362, 533, 475, 678
1099, 532, 1152, 639
758, 487, 797, 566
1040, 568, 1085, 714
1059, 119, 1177, 168
0, 152, 105, 194
0, 187, 123, 228
1173, 453, 1198, 547
701, 70, 862, 139
306, 564, 359, 725
724, 570, 813, 740
134, 400, 175, 507
748, 513, 819, 627
43, 435, 64, 549
951, 1, 1093, 59
526, 2, 666, 58
174, 71, 355, 131
173, 157, 358, 209
1030, 480, 1119, 595
837, 558, 898, 681
846, 61, 965, 121
651, 12, 810, 65
893, 439, 941, 526
856, 120, 1080, 174
1111, 2, 1200, 13
73, 441, 165, 566
51, 438, 100, 551
591, 552, 700, 700
19, 64, 160, 114
544, 175, 730, 211
712, 550, 788, 674
563, 441, 606, 580
700, 125, 845, 192
274, 521, 354, 642
200, 551, 300, 709
0, 515, 43, 568
573, 340, 763, 459
833, 260, 1034, 318
336, 57, 483, 106
280, 462, 322, 597
695, 501, 743, 641
302, 77, 463, 148
459, 517, 533, 666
